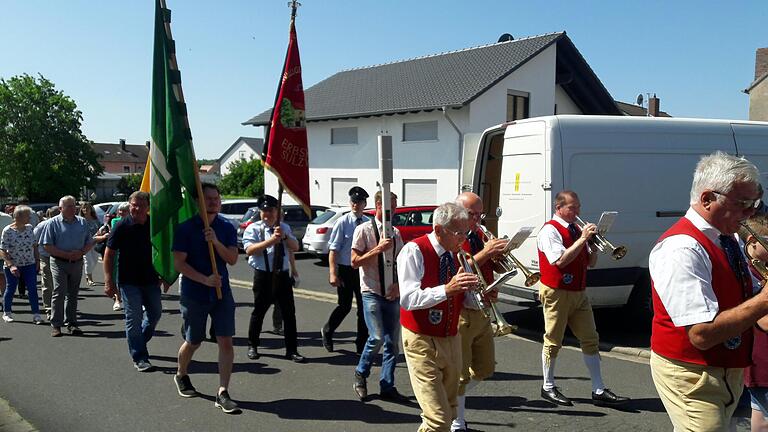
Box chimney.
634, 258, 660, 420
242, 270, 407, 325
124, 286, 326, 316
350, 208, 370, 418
756, 48, 768, 80
119, 138, 126, 151
648, 94, 660, 117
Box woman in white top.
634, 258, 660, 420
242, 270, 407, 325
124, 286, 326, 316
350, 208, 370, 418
1, 205, 41, 323
79, 203, 101, 287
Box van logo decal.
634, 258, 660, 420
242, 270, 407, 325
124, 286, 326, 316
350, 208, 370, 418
562, 273, 574, 284
515, 173, 521, 192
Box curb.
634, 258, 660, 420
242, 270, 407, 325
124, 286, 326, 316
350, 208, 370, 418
0, 398, 36, 432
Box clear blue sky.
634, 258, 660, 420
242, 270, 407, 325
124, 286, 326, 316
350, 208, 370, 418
1, 1, 766, 158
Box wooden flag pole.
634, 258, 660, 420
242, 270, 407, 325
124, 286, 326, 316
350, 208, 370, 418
192, 159, 222, 300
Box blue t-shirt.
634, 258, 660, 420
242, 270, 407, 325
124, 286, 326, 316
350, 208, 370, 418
172, 214, 237, 302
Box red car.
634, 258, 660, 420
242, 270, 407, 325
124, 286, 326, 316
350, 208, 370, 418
364, 205, 437, 243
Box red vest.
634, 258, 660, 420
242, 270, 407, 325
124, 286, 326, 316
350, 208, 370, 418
650, 217, 752, 368
400, 235, 464, 337
538, 220, 589, 291
462, 228, 494, 285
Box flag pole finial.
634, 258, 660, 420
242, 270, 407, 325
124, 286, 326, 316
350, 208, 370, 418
288, 0, 301, 18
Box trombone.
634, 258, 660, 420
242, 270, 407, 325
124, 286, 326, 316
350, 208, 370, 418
574, 216, 627, 260
740, 222, 768, 281
457, 250, 515, 337
477, 224, 541, 287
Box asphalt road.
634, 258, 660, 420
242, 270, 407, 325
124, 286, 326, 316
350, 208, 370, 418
0, 252, 750, 431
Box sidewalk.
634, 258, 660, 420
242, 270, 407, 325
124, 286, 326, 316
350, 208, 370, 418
0, 398, 36, 432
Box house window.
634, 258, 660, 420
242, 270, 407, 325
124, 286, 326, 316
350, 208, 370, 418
331, 178, 358, 205
506, 90, 530, 121
403, 121, 438, 142
402, 179, 437, 205
123, 166, 131, 173
239, 150, 246, 159
331, 127, 358, 145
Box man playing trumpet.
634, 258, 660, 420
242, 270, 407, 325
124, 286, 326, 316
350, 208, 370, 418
536, 190, 627, 406
450, 192, 508, 432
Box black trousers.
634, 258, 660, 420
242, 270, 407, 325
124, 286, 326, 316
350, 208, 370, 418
248, 270, 298, 355
325, 264, 368, 351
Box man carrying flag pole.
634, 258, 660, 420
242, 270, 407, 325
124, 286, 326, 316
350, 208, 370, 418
246, 0, 311, 361
143, 0, 240, 414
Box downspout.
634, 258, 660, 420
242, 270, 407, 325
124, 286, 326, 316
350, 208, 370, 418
442, 106, 463, 193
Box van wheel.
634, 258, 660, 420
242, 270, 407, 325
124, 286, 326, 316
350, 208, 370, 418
626, 270, 653, 325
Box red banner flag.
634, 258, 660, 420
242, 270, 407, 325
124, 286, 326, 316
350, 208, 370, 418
264, 14, 310, 216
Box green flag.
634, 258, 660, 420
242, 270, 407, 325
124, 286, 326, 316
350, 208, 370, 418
148, 0, 198, 283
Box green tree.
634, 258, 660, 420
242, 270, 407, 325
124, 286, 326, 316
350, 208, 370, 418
116, 173, 143, 196
219, 157, 264, 197
0, 74, 102, 201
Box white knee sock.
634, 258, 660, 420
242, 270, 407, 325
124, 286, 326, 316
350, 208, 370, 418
542, 352, 556, 391
583, 353, 605, 393
451, 379, 481, 431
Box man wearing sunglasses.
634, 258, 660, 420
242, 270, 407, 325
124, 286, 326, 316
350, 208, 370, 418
536, 190, 628, 407
397, 202, 479, 432
649, 152, 768, 431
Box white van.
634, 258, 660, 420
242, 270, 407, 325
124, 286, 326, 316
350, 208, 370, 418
465, 115, 768, 317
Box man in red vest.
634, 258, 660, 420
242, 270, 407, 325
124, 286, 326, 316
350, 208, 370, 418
397, 202, 479, 432
649, 152, 768, 431
451, 192, 507, 432
537, 190, 627, 406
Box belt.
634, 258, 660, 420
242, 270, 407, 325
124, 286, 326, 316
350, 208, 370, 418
53, 257, 83, 264
255, 269, 289, 275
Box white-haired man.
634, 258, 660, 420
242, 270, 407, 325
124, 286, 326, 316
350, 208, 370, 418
649, 151, 768, 431
397, 202, 479, 432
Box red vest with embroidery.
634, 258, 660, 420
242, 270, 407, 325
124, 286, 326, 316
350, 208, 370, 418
650, 217, 752, 368
400, 235, 464, 337
538, 220, 589, 291
462, 228, 494, 285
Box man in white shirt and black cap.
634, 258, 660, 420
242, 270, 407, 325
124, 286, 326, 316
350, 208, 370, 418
322, 186, 370, 354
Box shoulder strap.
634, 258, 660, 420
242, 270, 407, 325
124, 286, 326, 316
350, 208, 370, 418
261, 225, 270, 273
372, 221, 386, 296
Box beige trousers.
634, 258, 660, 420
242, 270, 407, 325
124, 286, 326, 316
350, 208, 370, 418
458, 308, 495, 395
539, 284, 599, 360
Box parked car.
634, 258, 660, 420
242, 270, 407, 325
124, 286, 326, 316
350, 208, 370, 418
237, 205, 328, 251
302, 205, 437, 259
220, 199, 261, 229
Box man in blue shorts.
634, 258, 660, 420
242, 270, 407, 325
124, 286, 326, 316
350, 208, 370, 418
172, 183, 240, 414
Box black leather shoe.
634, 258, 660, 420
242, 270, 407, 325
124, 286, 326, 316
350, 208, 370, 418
273, 327, 284, 336
353, 371, 368, 401
321, 326, 333, 352
287, 353, 306, 363
592, 388, 629, 405
247, 347, 259, 360
541, 387, 573, 406
379, 387, 410, 404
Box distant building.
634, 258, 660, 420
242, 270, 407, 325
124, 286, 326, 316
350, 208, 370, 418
745, 47, 768, 121
218, 137, 264, 176
92, 139, 148, 175
615, 100, 671, 117
244, 32, 621, 207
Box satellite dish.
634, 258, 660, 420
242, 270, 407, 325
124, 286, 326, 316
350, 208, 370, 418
498, 33, 514, 43
636, 93, 644, 106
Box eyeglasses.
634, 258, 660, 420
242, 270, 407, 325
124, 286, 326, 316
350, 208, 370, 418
443, 227, 471, 238
711, 191, 763, 210
467, 211, 486, 220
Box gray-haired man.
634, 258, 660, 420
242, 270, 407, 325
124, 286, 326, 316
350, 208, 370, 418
41, 195, 94, 337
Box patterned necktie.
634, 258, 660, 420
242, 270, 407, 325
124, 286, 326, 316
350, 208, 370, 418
439, 251, 455, 285
567, 223, 580, 242
356, 217, 363, 226
467, 231, 483, 254
719, 234, 752, 300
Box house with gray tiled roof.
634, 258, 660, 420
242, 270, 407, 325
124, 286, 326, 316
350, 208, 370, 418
218, 136, 264, 176
245, 32, 621, 206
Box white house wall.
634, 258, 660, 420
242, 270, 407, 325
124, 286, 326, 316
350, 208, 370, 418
468, 44, 557, 131
220, 141, 259, 176
555, 85, 582, 114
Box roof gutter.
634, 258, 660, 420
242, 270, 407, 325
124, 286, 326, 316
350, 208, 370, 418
441, 106, 463, 193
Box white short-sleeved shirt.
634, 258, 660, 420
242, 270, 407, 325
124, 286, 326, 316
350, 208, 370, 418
1, 224, 37, 267
397, 232, 449, 311
648, 207, 754, 327
351, 219, 402, 297
537, 214, 573, 264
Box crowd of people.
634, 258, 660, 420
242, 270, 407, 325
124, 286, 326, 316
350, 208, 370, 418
4, 151, 768, 431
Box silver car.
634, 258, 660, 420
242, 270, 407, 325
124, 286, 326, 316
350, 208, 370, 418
302, 207, 349, 259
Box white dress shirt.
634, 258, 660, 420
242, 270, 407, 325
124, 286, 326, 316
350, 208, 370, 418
537, 214, 571, 264
397, 232, 449, 311
649, 207, 751, 327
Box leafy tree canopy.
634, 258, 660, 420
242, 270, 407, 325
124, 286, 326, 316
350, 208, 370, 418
0, 74, 102, 201
116, 173, 143, 197
218, 157, 263, 198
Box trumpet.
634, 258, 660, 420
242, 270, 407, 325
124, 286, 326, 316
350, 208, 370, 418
740, 222, 768, 281
574, 216, 627, 260
457, 250, 515, 337
477, 224, 541, 287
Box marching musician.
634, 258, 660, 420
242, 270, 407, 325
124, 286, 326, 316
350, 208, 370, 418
350, 191, 408, 403
649, 152, 768, 431
451, 192, 507, 432
322, 186, 370, 354
536, 190, 627, 406
397, 202, 478, 432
